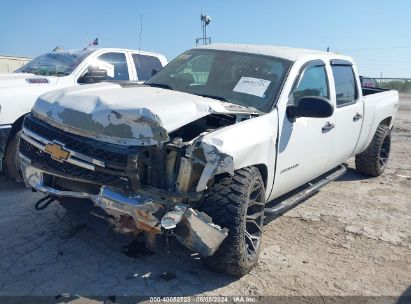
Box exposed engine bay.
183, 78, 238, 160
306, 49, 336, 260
19, 108, 256, 256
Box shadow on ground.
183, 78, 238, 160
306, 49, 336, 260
264, 165, 371, 223
336, 167, 370, 182
0, 162, 398, 300
0, 177, 237, 297
397, 285, 411, 304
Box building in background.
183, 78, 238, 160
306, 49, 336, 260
0, 55, 32, 74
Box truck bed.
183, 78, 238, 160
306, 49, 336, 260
355, 88, 399, 154
362, 86, 390, 96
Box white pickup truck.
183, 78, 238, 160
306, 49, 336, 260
19, 44, 399, 276
0, 48, 167, 179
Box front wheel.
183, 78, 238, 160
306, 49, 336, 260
200, 166, 266, 276
355, 124, 391, 177
4, 130, 22, 181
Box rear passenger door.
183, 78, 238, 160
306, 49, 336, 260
328, 61, 364, 167
132, 54, 163, 82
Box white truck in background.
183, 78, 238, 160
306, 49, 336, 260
0, 48, 167, 179
19, 44, 398, 276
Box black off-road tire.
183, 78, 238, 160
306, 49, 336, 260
355, 124, 391, 177
201, 166, 266, 276
4, 130, 22, 181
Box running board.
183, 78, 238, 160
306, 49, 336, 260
264, 165, 347, 216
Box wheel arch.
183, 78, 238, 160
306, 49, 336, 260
254, 163, 268, 190
356, 115, 394, 155
7, 114, 26, 145
212, 163, 268, 191
379, 116, 392, 128
355, 123, 391, 177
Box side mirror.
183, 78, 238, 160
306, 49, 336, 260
79, 67, 108, 84
287, 96, 334, 120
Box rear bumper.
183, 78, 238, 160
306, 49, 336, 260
0, 124, 12, 171
19, 154, 228, 256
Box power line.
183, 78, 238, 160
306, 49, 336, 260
336, 46, 411, 51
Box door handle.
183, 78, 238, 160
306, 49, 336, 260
322, 121, 335, 132
353, 113, 363, 121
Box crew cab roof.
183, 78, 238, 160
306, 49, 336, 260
196, 43, 353, 62
82, 47, 166, 59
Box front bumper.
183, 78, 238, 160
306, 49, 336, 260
20, 154, 228, 256
0, 124, 12, 171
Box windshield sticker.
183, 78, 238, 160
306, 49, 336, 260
233, 77, 271, 98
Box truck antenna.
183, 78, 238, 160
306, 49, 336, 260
138, 14, 143, 53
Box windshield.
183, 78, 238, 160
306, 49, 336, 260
147, 49, 292, 112
17, 49, 94, 76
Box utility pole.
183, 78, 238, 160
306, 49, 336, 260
196, 14, 211, 46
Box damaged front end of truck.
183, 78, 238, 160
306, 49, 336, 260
19, 91, 259, 256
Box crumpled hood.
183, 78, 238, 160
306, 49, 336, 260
33, 82, 251, 146
0, 73, 58, 89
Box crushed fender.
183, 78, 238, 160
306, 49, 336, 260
195, 141, 234, 192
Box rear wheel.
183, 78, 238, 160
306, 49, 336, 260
201, 166, 265, 276
4, 130, 22, 181
355, 124, 391, 177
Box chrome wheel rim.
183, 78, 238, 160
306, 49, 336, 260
245, 182, 265, 261
379, 135, 391, 169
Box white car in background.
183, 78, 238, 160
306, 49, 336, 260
0, 48, 167, 179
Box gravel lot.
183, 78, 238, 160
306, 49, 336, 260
0, 96, 410, 302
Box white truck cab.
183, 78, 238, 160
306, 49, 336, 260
0, 47, 167, 177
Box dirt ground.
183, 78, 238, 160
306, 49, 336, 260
0, 96, 410, 302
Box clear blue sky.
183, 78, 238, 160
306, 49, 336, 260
1, 0, 410, 77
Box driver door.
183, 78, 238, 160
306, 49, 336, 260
270, 61, 336, 199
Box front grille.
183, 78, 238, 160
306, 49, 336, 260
20, 139, 131, 190
23, 115, 130, 168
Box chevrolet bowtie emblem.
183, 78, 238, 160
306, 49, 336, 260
45, 142, 70, 162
